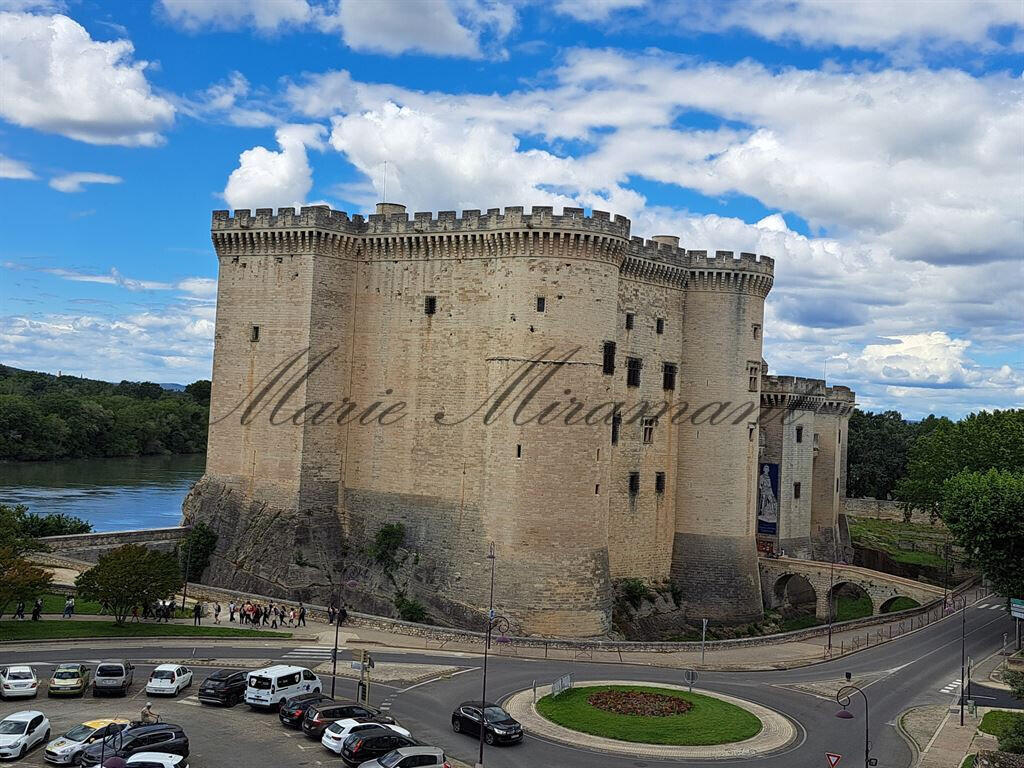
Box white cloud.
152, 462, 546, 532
158, 0, 312, 32
49, 172, 123, 193
0, 12, 175, 146
553, 0, 645, 21
177, 71, 277, 127
223, 123, 324, 210
0, 153, 35, 179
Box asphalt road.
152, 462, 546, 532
1, 596, 1018, 767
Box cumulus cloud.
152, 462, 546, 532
223, 123, 324, 210
158, 0, 312, 32
553, 0, 645, 21
49, 172, 123, 193
0, 12, 175, 146
0, 153, 35, 179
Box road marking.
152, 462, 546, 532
939, 679, 962, 693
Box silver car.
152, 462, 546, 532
0, 665, 39, 699
92, 660, 135, 697
359, 746, 450, 768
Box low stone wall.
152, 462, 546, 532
40, 526, 188, 563
845, 497, 941, 526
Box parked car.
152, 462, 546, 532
146, 665, 193, 696
44, 719, 129, 765
278, 692, 334, 727
0, 711, 50, 761
302, 700, 394, 739
339, 727, 417, 767
450, 701, 522, 745
125, 752, 189, 767
92, 660, 135, 697
0, 666, 39, 700
245, 665, 321, 710
78, 723, 189, 767
48, 663, 92, 697
357, 746, 451, 768
197, 669, 246, 706
320, 718, 411, 755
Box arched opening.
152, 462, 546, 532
772, 573, 818, 629
828, 581, 873, 621
880, 595, 920, 614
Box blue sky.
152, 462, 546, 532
0, 0, 1021, 418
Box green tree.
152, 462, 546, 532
940, 469, 1024, 599
847, 409, 919, 499
75, 544, 183, 625
176, 522, 218, 582
0, 552, 52, 619
0, 504, 44, 556
185, 380, 211, 406
999, 714, 1024, 754
1005, 670, 1024, 702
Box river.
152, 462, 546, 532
0, 453, 206, 532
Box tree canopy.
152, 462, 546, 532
176, 522, 218, 582
75, 544, 183, 625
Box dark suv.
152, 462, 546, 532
340, 727, 417, 766
279, 692, 334, 727
78, 723, 189, 766
451, 701, 522, 745
198, 668, 246, 706
301, 700, 395, 739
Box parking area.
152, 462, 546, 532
0, 662, 394, 767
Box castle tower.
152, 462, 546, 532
810, 386, 855, 561
671, 250, 774, 622
758, 375, 826, 559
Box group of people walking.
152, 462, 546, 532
226, 600, 307, 629
10, 598, 44, 621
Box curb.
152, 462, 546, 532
0, 635, 316, 649
896, 707, 924, 767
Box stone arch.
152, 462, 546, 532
828, 581, 873, 621
773, 573, 817, 610
880, 595, 920, 614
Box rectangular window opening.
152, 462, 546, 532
611, 413, 622, 445
250, 325, 260, 343
655, 472, 666, 494
794, 482, 801, 499
595, 484, 600, 495
663, 362, 677, 391
424, 296, 437, 315
748, 362, 760, 392
836, 477, 840, 492
625, 312, 634, 330
536, 296, 545, 312
602, 341, 616, 375
628, 472, 640, 497
516, 444, 522, 458
795, 425, 803, 443
656, 317, 664, 334
626, 357, 642, 387
752, 323, 761, 339
642, 417, 656, 444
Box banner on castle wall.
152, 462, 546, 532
757, 462, 780, 535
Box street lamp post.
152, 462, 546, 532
180, 527, 195, 612
836, 672, 874, 768
827, 536, 837, 654
331, 579, 358, 698
960, 596, 967, 726
477, 542, 510, 768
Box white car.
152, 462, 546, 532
145, 665, 193, 696
320, 718, 412, 755
44, 719, 129, 765
0, 666, 39, 699
0, 711, 50, 761
125, 752, 190, 767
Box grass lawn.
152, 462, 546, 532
0, 620, 291, 641
881, 597, 920, 613
961, 755, 974, 768
836, 596, 873, 622
39, 594, 191, 619
779, 614, 822, 632
848, 517, 948, 568
978, 710, 1024, 739
536, 685, 762, 745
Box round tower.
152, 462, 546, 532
672, 250, 774, 622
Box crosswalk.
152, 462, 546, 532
281, 646, 335, 663
980, 603, 1007, 611
939, 678, 962, 695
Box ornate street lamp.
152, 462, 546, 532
835, 672, 876, 767
477, 542, 511, 768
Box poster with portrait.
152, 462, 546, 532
757, 462, 780, 535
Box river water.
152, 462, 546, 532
0, 453, 206, 532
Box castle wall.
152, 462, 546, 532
810, 389, 854, 560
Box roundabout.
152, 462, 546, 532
504, 679, 798, 760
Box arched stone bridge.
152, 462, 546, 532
759, 556, 945, 620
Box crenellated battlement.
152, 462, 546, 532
212, 205, 366, 234
820, 385, 856, 415
760, 375, 827, 411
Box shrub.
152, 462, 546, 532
394, 592, 427, 623
371, 523, 406, 568
620, 578, 651, 609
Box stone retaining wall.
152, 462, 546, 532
845, 497, 941, 526
40, 527, 188, 562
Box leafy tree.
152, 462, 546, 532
176, 522, 218, 582
847, 409, 919, 499
0, 551, 52, 619
0, 504, 44, 557
75, 544, 183, 625
18, 511, 91, 538
393, 592, 427, 623
940, 469, 1024, 599
1005, 670, 1024, 702
185, 380, 211, 406
370, 523, 406, 568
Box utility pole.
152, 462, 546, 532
827, 533, 837, 654
960, 598, 967, 726
180, 527, 195, 612
478, 542, 496, 768
330, 591, 341, 698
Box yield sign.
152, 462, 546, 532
825, 753, 842, 768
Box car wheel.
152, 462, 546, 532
18, 744, 26, 759
452, 718, 461, 733
484, 731, 495, 745
42, 728, 50, 744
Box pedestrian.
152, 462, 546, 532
270, 608, 278, 630
298, 603, 306, 627
31, 598, 42, 621
192, 601, 202, 626
14, 600, 25, 621
214, 602, 221, 624
263, 605, 270, 626
228, 601, 236, 622
328, 602, 336, 625
62, 596, 74, 619
338, 605, 347, 626
288, 607, 296, 627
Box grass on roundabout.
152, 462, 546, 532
0, 620, 292, 641
535, 684, 763, 746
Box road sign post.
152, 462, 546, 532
683, 669, 698, 693
825, 753, 842, 768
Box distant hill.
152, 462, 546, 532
0, 364, 210, 461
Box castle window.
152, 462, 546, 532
611, 413, 622, 445
595, 484, 600, 495
628, 472, 640, 497
536, 296, 546, 312
836, 478, 840, 492
838, 429, 842, 445
625, 312, 634, 330
748, 362, 760, 392
424, 296, 437, 315
626, 357, 642, 387
249, 325, 260, 343
642, 417, 656, 444
516, 444, 522, 458
794, 482, 801, 499
752, 323, 761, 339
663, 362, 677, 391
602, 341, 616, 375
655, 472, 666, 494
796, 426, 803, 443
656, 317, 664, 334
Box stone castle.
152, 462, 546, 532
184, 202, 855, 638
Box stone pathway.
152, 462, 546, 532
502, 679, 796, 760
919, 710, 992, 768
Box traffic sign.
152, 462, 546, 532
1011, 598, 1024, 620
825, 753, 842, 767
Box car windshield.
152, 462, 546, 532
7, 670, 32, 680
249, 675, 271, 689
151, 670, 175, 680
0, 721, 27, 735
483, 706, 509, 723
65, 725, 94, 741
54, 670, 80, 680
96, 665, 123, 676
377, 752, 405, 768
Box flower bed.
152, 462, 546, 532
587, 689, 693, 716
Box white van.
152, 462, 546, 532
244, 665, 321, 709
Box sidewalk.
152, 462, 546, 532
919, 710, 998, 768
